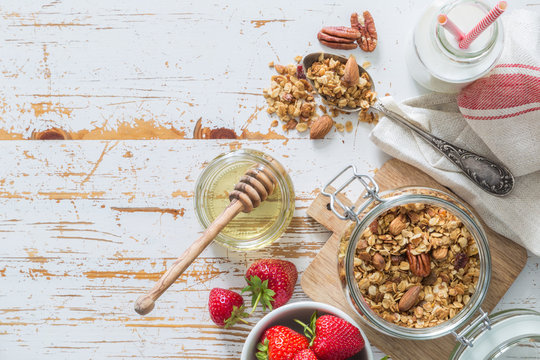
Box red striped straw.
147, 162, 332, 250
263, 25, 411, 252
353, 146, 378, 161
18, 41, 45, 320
438, 14, 465, 41
459, 1, 507, 49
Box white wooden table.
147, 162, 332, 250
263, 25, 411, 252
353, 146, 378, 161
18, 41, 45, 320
0, 1, 538, 359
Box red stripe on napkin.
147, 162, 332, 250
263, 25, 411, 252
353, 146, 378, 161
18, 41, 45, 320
458, 73, 540, 111
495, 63, 540, 72
462, 106, 540, 120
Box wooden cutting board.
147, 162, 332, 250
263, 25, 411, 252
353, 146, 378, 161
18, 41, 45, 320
301, 159, 527, 360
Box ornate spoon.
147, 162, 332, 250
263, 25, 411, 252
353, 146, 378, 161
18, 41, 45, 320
302, 52, 514, 196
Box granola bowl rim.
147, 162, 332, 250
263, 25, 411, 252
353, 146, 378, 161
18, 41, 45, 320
340, 186, 492, 340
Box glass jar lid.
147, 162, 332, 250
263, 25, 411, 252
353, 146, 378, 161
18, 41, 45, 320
450, 309, 540, 360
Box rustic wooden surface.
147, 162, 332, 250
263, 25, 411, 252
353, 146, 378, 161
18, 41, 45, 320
301, 159, 529, 360
0, 0, 539, 359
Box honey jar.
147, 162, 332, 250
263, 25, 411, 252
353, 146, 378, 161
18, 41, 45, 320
194, 149, 295, 251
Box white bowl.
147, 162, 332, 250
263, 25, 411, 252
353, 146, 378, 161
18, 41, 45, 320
241, 301, 374, 360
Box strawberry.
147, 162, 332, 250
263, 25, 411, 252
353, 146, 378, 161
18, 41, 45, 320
292, 349, 318, 360
256, 325, 309, 360
243, 259, 297, 311
208, 288, 248, 328
295, 312, 365, 360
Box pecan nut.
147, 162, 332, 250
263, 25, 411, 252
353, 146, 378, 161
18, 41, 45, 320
351, 11, 377, 52
407, 244, 431, 277
321, 26, 361, 40
317, 31, 356, 44
318, 26, 361, 49
318, 39, 358, 50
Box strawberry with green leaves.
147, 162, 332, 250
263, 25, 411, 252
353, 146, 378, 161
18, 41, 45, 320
208, 288, 248, 328
295, 312, 365, 360
256, 325, 309, 360
243, 259, 297, 312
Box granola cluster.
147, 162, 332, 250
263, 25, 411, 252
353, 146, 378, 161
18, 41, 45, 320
263, 63, 318, 133
351, 203, 480, 328
306, 55, 376, 110
263, 56, 378, 136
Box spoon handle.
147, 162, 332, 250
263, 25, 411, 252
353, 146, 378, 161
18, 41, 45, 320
371, 101, 514, 196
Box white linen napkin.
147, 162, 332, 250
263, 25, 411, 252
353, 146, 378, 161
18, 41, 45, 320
369, 94, 540, 256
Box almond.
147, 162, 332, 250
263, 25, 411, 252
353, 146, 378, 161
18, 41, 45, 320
389, 214, 407, 236
398, 285, 421, 312
310, 115, 333, 139
341, 56, 359, 88
372, 253, 385, 271
357, 251, 371, 262
368, 219, 378, 234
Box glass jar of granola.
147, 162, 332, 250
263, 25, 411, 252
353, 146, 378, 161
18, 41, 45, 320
322, 165, 492, 344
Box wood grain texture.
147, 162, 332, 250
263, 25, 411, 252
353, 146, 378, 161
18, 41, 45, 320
301, 159, 530, 360
135, 200, 244, 315
0, 141, 537, 359
0, 0, 538, 358
0, 0, 532, 140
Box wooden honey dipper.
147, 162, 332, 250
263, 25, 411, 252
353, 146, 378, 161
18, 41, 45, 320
134, 165, 277, 315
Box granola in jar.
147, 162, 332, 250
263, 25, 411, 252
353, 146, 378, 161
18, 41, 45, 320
352, 203, 481, 329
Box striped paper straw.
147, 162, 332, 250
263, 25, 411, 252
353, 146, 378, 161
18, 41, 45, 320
459, 1, 507, 49
438, 14, 465, 41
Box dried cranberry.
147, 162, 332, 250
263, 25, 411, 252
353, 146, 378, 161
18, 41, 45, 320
296, 65, 306, 79
454, 252, 469, 270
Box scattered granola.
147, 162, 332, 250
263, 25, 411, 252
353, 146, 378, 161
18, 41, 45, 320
359, 110, 379, 124
306, 54, 377, 110
263, 63, 318, 131
352, 203, 480, 328
294, 55, 303, 63
296, 122, 308, 132
345, 121, 353, 132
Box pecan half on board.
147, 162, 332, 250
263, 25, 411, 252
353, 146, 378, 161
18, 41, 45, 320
407, 244, 431, 277
350, 11, 378, 52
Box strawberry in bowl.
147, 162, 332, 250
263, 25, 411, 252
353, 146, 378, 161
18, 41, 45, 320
241, 301, 373, 360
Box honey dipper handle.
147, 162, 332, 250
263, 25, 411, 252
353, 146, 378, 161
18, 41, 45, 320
134, 200, 244, 315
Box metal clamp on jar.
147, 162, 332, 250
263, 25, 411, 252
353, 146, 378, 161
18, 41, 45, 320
322, 165, 540, 359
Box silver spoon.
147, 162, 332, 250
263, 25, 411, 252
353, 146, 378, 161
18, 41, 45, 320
302, 52, 514, 197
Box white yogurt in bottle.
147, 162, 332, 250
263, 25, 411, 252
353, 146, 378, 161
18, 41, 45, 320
406, 0, 504, 93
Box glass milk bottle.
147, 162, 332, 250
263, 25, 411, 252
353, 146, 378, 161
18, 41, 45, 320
406, 0, 504, 93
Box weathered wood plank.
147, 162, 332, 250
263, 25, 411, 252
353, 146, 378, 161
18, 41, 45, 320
0, 0, 538, 358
